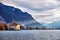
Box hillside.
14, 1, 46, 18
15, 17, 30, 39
0, 3, 46, 28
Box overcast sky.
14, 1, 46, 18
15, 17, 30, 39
1, 0, 60, 24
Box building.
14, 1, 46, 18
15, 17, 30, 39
0, 16, 7, 30
15, 23, 20, 30
7, 21, 21, 30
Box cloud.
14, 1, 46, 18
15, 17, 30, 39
0, 0, 2, 2
56, 0, 60, 1
1, 0, 60, 24
2, 0, 60, 11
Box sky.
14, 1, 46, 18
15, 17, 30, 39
1, 0, 60, 24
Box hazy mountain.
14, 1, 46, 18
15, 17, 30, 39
0, 3, 46, 28
46, 21, 60, 28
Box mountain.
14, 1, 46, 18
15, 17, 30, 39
46, 21, 60, 28
0, 3, 46, 28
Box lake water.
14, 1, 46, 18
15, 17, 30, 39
0, 30, 60, 40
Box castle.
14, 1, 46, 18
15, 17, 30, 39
0, 19, 21, 30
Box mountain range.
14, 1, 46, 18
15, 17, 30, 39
46, 21, 60, 28
0, 3, 46, 28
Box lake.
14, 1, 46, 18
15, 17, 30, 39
0, 30, 60, 40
